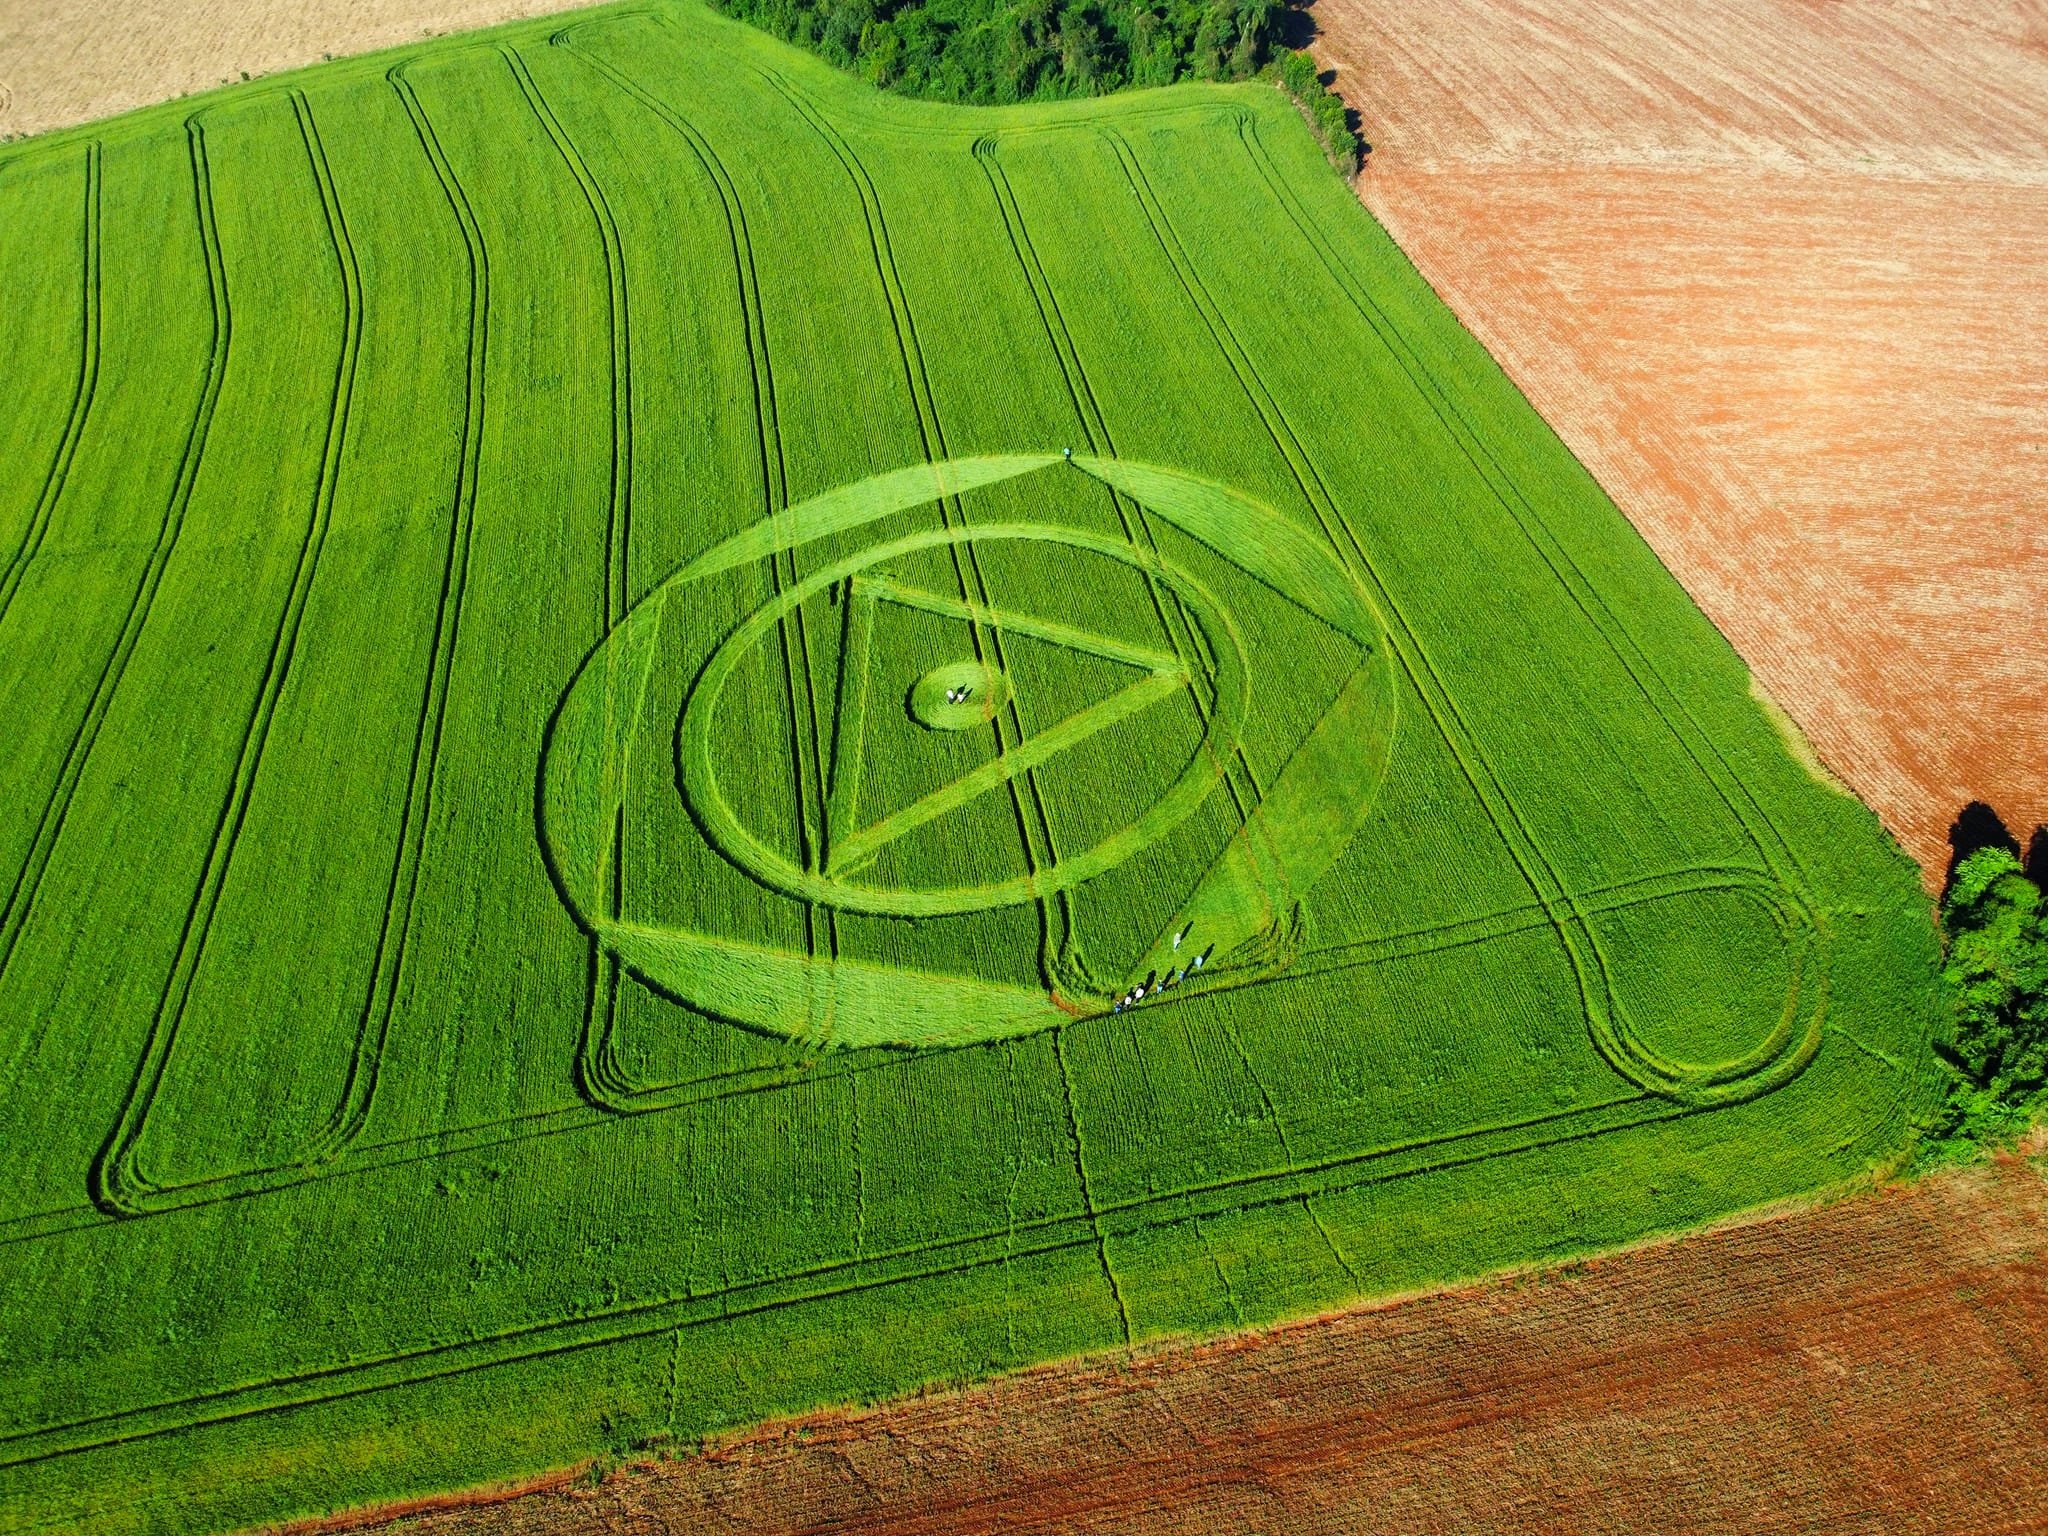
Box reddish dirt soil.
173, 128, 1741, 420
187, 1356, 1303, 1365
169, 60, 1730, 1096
1310, 0, 2048, 886
297, 1150, 2048, 1535
0, 0, 599, 139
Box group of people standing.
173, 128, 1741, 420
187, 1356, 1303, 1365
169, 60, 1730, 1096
1111, 928, 1210, 1013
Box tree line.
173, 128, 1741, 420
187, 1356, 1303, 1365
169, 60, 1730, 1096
711, 0, 1359, 167
714, 0, 1280, 99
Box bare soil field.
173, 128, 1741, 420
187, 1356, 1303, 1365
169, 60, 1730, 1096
297, 1148, 2048, 1536
0, 0, 598, 137
1311, 0, 2048, 885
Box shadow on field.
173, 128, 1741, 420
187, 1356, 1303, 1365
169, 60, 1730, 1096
1278, 2, 1372, 160
1946, 799, 2022, 891
1278, 0, 1320, 50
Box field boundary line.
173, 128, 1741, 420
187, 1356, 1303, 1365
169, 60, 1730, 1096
0, 1087, 1677, 1467
1225, 112, 1943, 1101
0, 140, 100, 632
0, 123, 228, 1075
88, 89, 364, 1216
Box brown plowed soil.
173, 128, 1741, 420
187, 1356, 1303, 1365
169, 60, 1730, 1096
301, 1150, 2048, 1535
0, 0, 596, 139
1312, 0, 2048, 885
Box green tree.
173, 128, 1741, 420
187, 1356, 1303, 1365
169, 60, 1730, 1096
1941, 846, 2048, 1098
859, 17, 904, 83
1058, 3, 1106, 89
709, 0, 1284, 105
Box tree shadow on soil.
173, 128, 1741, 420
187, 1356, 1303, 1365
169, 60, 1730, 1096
2027, 825, 2048, 889
1278, 0, 1319, 50
1947, 799, 2022, 892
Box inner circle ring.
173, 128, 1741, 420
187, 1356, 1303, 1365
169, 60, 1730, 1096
677, 521, 1250, 917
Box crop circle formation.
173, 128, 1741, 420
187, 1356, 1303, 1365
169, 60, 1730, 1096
539, 452, 1395, 1046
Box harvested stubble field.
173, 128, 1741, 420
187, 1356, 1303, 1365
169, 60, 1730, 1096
324, 1148, 2048, 1535
0, 3, 1944, 1529
1310, 0, 2048, 886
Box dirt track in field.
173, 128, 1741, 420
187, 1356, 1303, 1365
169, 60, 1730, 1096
0, 0, 599, 138
295, 1149, 2048, 1536
1310, 0, 2048, 886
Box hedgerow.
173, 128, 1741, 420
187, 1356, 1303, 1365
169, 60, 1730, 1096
710, 0, 1284, 100
1274, 47, 1358, 171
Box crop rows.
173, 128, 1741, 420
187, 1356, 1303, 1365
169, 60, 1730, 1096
0, 5, 1942, 1528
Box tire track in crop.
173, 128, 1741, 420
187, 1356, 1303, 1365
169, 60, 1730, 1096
552, 24, 844, 1098
1232, 116, 1808, 893
760, 70, 1133, 1321
290, 64, 497, 1177
627, 20, 837, 987
1225, 117, 1840, 1092
1054, 1024, 1133, 1342
0, 1048, 917, 1250
1, 850, 1781, 1245
1260, 866, 1803, 986
770, 73, 1119, 1285
976, 136, 1298, 1162
973, 132, 1243, 1000
764, 82, 1167, 1011
0, 141, 99, 635
500, 42, 663, 1111
973, 138, 1263, 825
0, 123, 227, 1045
759, 74, 1065, 925
0, 1087, 1687, 1469
1101, 121, 1677, 1094
969, 133, 1175, 999
1230, 146, 1859, 1134
89, 90, 364, 1217
502, 47, 629, 631
594, 18, 837, 993
1102, 126, 1819, 1108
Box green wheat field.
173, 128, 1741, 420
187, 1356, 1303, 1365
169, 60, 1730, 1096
0, 4, 1944, 1528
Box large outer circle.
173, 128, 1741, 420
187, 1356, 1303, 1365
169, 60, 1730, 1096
677, 522, 1249, 917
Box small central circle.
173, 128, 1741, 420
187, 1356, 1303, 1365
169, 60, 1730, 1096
909, 661, 1011, 731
